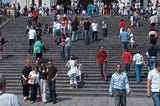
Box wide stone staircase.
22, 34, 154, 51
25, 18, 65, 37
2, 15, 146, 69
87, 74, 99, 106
0, 16, 159, 97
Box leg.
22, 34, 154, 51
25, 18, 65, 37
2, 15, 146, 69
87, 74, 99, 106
51, 80, 56, 103
72, 31, 75, 42
152, 92, 160, 106
102, 62, 107, 78
47, 80, 53, 101
100, 64, 104, 78
113, 89, 121, 106
120, 90, 127, 106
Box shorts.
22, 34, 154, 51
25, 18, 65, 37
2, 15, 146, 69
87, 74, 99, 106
29, 39, 35, 46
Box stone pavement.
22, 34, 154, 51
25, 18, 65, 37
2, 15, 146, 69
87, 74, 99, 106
17, 95, 153, 106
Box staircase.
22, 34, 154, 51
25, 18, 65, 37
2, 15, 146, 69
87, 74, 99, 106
0, 16, 158, 97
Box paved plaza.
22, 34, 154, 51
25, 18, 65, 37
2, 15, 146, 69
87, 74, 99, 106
17, 95, 153, 106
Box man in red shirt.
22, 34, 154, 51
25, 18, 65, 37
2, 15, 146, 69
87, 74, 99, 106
96, 46, 108, 81
122, 49, 132, 75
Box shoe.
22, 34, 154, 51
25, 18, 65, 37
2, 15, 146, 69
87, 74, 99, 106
30, 101, 34, 104
53, 101, 56, 104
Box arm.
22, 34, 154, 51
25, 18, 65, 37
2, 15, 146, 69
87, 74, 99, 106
109, 75, 114, 96
147, 79, 151, 98
125, 75, 130, 95
52, 72, 59, 81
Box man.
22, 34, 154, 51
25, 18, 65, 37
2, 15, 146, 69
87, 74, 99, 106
122, 49, 132, 75
0, 74, 21, 106
84, 18, 91, 45
119, 28, 129, 52
65, 34, 71, 60
71, 16, 79, 42
147, 61, 160, 106
91, 19, 98, 42
146, 44, 158, 71
109, 63, 130, 106
47, 60, 59, 104
28, 26, 36, 54
96, 46, 108, 81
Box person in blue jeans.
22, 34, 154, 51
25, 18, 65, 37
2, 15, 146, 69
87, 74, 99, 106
71, 16, 79, 42
147, 61, 160, 106
146, 44, 157, 71
119, 28, 129, 53
47, 60, 59, 104
133, 50, 146, 83
84, 18, 91, 45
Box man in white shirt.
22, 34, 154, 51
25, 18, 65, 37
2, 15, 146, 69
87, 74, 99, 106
65, 34, 71, 60
28, 27, 36, 54
0, 74, 21, 106
147, 61, 160, 106
55, 22, 62, 44
91, 19, 98, 42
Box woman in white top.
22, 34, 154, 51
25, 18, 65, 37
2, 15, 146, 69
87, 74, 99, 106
28, 65, 40, 104
133, 50, 146, 83
91, 19, 98, 42
65, 56, 77, 89
129, 29, 135, 49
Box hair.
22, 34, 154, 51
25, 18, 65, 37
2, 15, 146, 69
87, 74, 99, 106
41, 64, 47, 71
150, 27, 155, 31
116, 63, 122, 68
0, 74, 6, 90
122, 28, 125, 31
137, 50, 141, 53
155, 61, 160, 68
70, 56, 74, 60
33, 65, 38, 70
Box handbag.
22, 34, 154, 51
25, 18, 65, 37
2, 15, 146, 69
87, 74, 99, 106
28, 79, 35, 85
21, 77, 28, 85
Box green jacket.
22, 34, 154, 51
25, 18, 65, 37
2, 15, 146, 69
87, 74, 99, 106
33, 40, 42, 53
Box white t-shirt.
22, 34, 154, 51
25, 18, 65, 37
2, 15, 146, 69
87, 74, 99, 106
55, 22, 61, 30
28, 29, 36, 40
29, 71, 40, 84
0, 93, 21, 106
65, 37, 71, 47
147, 69, 160, 92
91, 23, 98, 31
133, 53, 143, 64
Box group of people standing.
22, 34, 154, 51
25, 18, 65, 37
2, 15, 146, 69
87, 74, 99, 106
21, 59, 58, 104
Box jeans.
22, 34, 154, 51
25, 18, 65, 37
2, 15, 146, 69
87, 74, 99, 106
40, 79, 47, 102
113, 89, 126, 106
69, 73, 77, 85
55, 30, 61, 44
84, 30, 90, 45
72, 30, 78, 42
152, 92, 160, 106
47, 79, 56, 102
61, 46, 65, 59
100, 62, 107, 78
123, 63, 130, 75
30, 83, 39, 101
121, 42, 128, 53
65, 46, 70, 60
102, 28, 107, 37
135, 64, 142, 82
148, 57, 156, 71
92, 31, 98, 42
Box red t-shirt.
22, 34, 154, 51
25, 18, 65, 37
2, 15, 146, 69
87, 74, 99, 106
96, 51, 107, 64
119, 22, 126, 29
122, 52, 132, 64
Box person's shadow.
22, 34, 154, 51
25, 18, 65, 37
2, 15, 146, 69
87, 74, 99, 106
56, 97, 72, 103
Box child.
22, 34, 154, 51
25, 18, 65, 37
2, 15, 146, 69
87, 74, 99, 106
76, 59, 82, 82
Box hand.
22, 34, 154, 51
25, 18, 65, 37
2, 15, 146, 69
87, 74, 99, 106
96, 63, 99, 65
146, 92, 151, 98
52, 78, 55, 81
127, 92, 131, 95
25, 78, 28, 80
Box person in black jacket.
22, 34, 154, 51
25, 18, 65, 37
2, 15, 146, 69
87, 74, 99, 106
21, 59, 32, 101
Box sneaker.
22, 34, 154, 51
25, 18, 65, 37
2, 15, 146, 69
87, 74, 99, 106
30, 101, 34, 104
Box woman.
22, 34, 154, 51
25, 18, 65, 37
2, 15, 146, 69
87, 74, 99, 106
33, 37, 43, 60
40, 64, 48, 103
133, 50, 146, 83
119, 19, 127, 33
28, 65, 40, 104
148, 28, 158, 45
60, 34, 66, 60
65, 56, 77, 89
21, 59, 32, 101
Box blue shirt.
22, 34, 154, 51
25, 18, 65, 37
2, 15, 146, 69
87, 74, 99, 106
109, 72, 130, 94
119, 31, 129, 42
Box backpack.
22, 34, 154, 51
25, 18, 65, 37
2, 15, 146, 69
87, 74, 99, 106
2, 37, 6, 45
